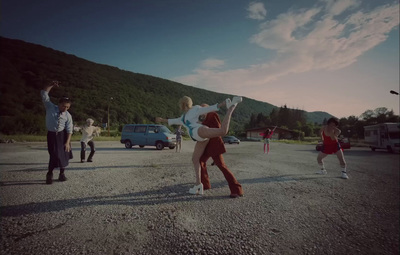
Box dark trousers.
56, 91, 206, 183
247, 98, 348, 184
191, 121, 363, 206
47, 131, 70, 172
200, 153, 243, 195
80, 141, 95, 160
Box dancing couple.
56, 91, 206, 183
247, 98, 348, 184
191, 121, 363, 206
156, 95, 242, 195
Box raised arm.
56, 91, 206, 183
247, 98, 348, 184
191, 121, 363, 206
155, 117, 168, 123
41, 81, 58, 108
41, 81, 61, 108
156, 116, 184, 126
44, 80, 60, 93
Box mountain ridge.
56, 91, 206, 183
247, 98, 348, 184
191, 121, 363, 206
0, 36, 333, 135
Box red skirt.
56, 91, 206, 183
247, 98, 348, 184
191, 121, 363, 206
321, 142, 342, 154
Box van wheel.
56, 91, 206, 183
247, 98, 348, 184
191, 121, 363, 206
387, 146, 393, 153
139, 145, 145, 148
371, 147, 376, 151
125, 140, 132, 149
169, 145, 175, 149
156, 142, 164, 150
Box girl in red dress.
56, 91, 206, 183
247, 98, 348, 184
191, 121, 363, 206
316, 118, 348, 179
259, 126, 277, 154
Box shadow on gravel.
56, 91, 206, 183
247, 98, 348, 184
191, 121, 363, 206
0, 163, 46, 166
31, 147, 169, 152
0, 180, 46, 186
294, 148, 397, 157
5, 162, 192, 172
0, 183, 228, 217
0, 172, 336, 217
206, 174, 324, 190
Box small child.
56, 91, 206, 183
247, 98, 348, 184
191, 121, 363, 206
259, 126, 277, 154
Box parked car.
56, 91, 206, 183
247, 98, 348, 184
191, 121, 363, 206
121, 124, 176, 150
315, 137, 351, 151
222, 136, 240, 144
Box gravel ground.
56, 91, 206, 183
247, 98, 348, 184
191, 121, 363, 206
0, 140, 399, 255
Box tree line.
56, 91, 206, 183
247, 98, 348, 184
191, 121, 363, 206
245, 105, 322, 139
338, 107, 399, 139
246, 106, 399, 139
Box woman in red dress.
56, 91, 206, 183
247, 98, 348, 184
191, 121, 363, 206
316, 118, 348, 179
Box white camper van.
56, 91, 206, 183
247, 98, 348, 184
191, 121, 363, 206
364, 123, 400, 153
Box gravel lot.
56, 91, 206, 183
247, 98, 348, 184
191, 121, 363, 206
0, 140, 399, 255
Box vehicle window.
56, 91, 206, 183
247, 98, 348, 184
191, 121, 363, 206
123, 126, 134, 132
148, 126, 157, 134
389, 132, 400, 139
134, 126, 146, 133
160, 126, 172, 134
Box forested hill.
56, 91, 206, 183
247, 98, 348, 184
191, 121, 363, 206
0, 37, 332, 135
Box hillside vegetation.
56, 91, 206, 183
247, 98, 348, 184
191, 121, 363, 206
0, 37, 332, 135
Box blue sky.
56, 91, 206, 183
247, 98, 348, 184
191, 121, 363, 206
1, 0, 399, 118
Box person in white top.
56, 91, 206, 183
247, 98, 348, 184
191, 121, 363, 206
80, 118, 100, 163
156, 95, 242, 195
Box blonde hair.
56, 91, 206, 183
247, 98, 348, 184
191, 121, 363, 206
179, 96, 193, 111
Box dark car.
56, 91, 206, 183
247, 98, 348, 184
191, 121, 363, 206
316, 137, 351, 151
222, 136, 240, 144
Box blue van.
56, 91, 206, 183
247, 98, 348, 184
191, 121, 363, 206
120, 124, 176, 150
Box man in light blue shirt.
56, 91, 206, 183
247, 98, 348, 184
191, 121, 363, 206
41, 81, 73, 184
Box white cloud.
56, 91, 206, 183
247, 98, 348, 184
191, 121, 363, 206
173, 1, 399, 115
247, 2, 267, 20
320, 0, 361, 16
198, 58, 225, 70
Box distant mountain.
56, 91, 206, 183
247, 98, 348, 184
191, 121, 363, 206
0, 37, 333, 135
305, 111, 334, 125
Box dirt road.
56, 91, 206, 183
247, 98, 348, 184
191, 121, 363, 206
1, 141, 399, 255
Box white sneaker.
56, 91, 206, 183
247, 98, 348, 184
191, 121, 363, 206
225, 98, 232, 108
226, 96, 242, 108
341, 171, 349, 179
188, 183, 204, 195
232, 96, 242, 104
316, 169, 327, 175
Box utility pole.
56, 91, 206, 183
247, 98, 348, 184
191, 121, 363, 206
107, 97, 113, 136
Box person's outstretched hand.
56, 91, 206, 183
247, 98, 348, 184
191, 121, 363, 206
44, 80, 61, 92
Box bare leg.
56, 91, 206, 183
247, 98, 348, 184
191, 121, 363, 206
263, 143, 266, 153
267, 143, 270, 154
335, 150, 347, 169
317, 152, 328, 171
336, 150, 348, 179
192, 140, 210, 185
197, 105, 236, 139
